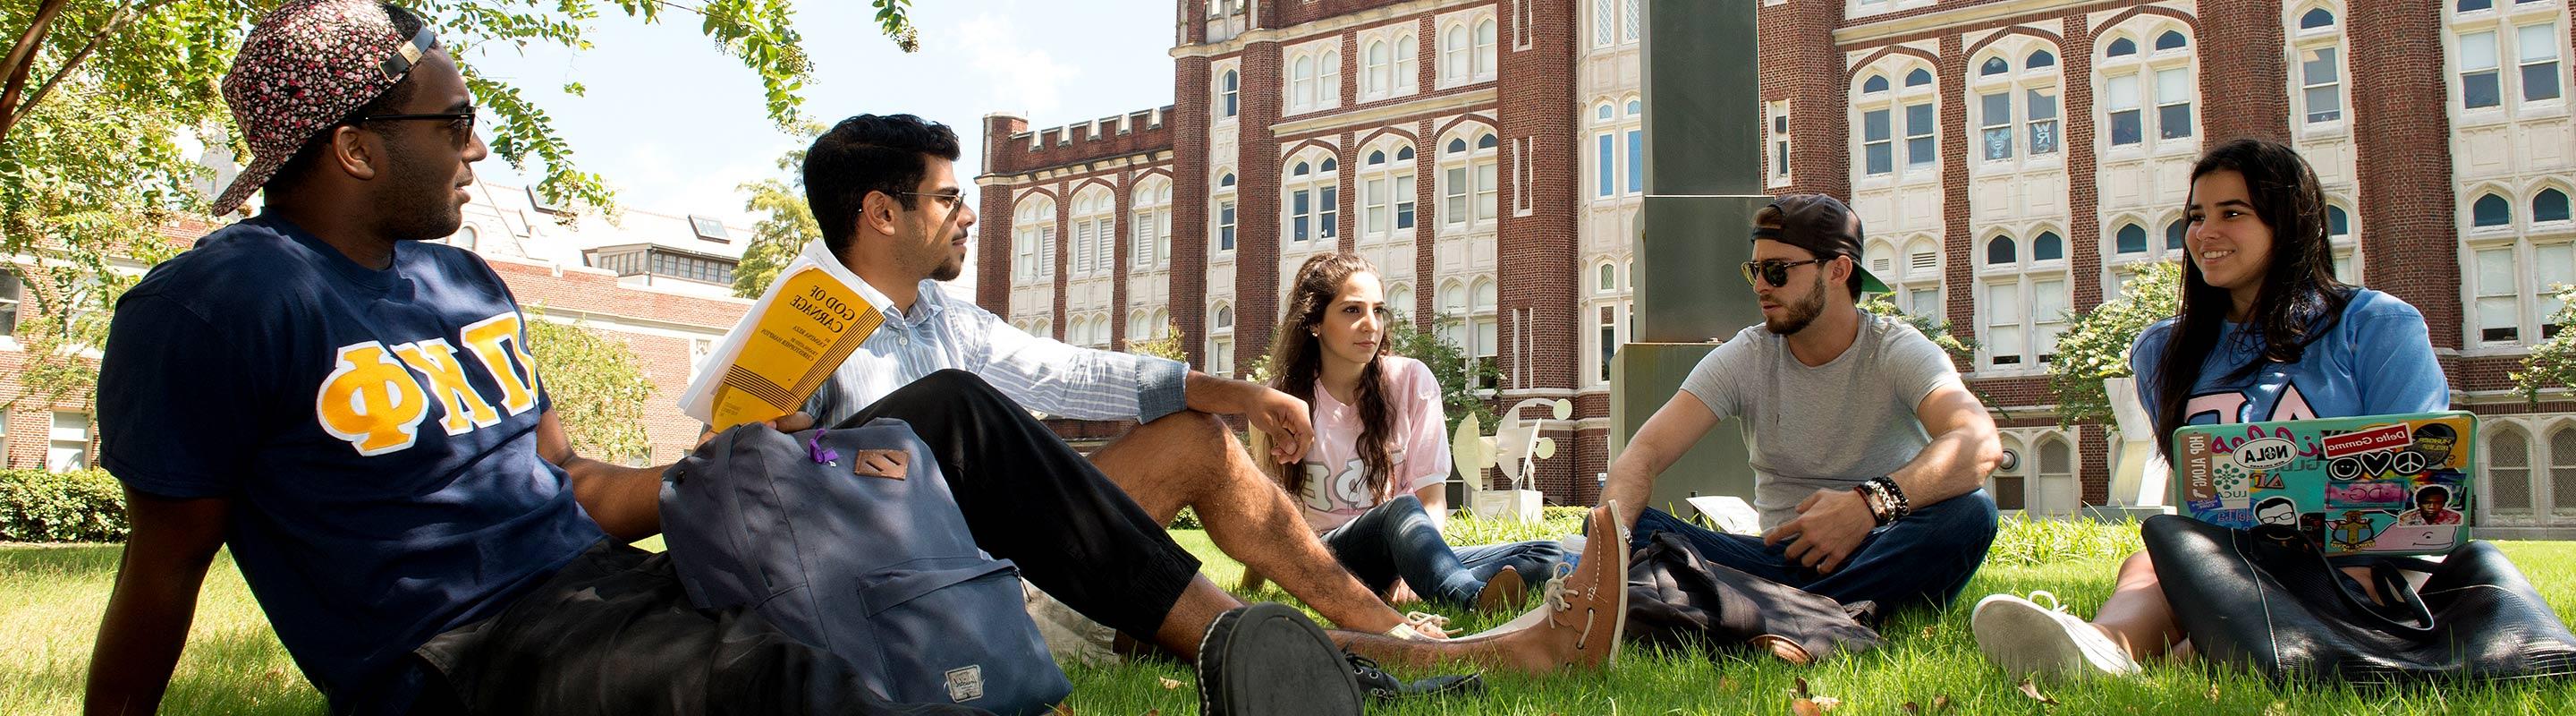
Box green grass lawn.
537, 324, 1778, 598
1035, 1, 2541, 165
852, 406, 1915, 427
7, 520, 2574, 714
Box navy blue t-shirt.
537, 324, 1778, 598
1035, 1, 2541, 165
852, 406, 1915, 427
97, 215, 604, 713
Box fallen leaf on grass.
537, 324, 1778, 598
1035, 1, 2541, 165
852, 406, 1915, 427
1157, 677, 1182, 690
1791, 698, 1828, 716
1934, 695, 1952, 712
2016, 678, 2060, 705
2206, 682, 2221, 703
1920, 626, 1938, 639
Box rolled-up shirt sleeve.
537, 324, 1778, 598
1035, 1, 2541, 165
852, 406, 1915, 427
953, 301, 1189, 422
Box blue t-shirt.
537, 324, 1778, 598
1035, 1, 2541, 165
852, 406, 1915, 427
96, 215, 603, 713
2131, 288, 2450, 428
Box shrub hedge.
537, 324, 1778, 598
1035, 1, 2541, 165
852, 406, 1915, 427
0, 468, 128, 542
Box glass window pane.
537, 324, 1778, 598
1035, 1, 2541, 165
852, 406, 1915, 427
2467, 71, 2504, 108
2160, 103, 2193, 139
2167, 220, 2188, 250
2035, 278, 2069, 319
1909, 286, 1937, 313
2476, 194, 2513, 226
2117, 225, 2147, 254
1867, 143, 1894, 175
2462, 31, 2499, 71
2303, 47, 2341, 85
2520, 24, 2558, 64
2525, 63, 2562, 101
2107, 74, 2140, 111
2156, 67, 2190, 101
2110, 110, 2142, 145
2306, 86, 2343, 123
1863, 109, 1891, 141
1597, 133, 1614, 197
2538, 190, 2572, 223
2034, 232, 2064, 260
1626, 130, 1644, 192
1906, 103, 1936, 132
1987, 236, 2016, 265
1985, 126, 2014, 161
1982, 92, 2011, 126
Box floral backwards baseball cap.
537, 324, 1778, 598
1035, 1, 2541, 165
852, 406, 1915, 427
211, 0, 438, 216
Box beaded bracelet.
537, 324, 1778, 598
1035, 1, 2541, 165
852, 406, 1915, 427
1867, 476, 1914, 520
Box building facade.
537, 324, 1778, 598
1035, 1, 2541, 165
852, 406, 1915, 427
977, 0, 2576, 534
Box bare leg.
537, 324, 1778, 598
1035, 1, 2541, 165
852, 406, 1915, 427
2089, 550, 2182, 660
1089, 411, 1409, 635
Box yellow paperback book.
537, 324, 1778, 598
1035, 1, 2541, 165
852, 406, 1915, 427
682, 240, 891, 430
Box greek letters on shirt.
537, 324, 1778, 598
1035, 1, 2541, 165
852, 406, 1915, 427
2182, 379, 2318, 426
1298, 448, 1411, 513
314, 312, 543, 456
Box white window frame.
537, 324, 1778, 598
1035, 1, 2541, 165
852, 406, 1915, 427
2465, 183, 2576, 349
1852, 59, 1940, 184
1968, 42, 2064, 171
1975, 228, 2072, 371
1214, 171, 1238, 256
1587, 259, 1635, 386
2448, 2, 2571, 120
1439, 129, 1501, 231
1284, 150, 1341, 245
1767, 99, 1792, 187
1208, 302, 1236, 379
1474, 17, 1498, 80
1131, 177, 1173, 269
48, 411, 89, 473
1218, 67, 1241, 121
2290, 4, 2350, 133
1359, 141, 1419, 243
1013, 195, 1056, 283
2097, 23, 2200, 157
1866, 235, 1945, 319
1069, 186, 1115, 277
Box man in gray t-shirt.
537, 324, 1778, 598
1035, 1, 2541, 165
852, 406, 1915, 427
1601, 194, 2004, 611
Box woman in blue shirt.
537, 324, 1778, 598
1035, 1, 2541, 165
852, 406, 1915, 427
1969, 138, 2450, 678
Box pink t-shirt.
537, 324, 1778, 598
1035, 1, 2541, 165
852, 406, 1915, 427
1294, 355, 1453, 533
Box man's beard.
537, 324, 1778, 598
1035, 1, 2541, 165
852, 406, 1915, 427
1764, 273, 1829, 336
927, 227, 966, 281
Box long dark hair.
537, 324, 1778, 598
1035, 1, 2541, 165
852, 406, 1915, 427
2151, 138, 2353, 460
1266, 252, 1395, 500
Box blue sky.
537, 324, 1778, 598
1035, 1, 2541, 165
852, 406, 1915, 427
465, 1, 1181, 230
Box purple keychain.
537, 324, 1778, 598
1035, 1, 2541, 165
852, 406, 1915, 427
807, 428, 839, 465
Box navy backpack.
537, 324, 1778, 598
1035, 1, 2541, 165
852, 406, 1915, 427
659, 418, 1071, 713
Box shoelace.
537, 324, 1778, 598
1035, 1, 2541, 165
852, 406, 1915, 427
2025, 590, 2066, 613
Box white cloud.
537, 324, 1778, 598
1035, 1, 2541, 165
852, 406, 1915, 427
953, 11, 1079, 120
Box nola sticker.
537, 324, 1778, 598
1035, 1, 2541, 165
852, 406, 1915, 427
945, 664, 986, 703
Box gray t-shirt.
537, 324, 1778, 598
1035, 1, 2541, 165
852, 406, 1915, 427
1680, 310, 1962, 530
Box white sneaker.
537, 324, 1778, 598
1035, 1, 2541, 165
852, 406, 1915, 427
1970, 592, 2143, 678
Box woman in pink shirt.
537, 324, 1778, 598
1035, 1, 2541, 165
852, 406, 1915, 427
1257, 252, 1563, 613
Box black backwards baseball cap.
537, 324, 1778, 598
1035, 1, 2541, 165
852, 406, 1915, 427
1750, 193, 1890, 294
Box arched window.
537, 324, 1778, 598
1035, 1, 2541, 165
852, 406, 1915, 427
2033, 232, 2064, 261
2475, 193, 2513, 227
2115, 223, 2148, 254
1442, 129, 1501, 230
1068, 186, 1116, 277
2488, 426, 2531, 512
1972, 40, 2064, 164
2027, 49, 2056, 69
1284, 150, 1341, 243
2099, 24, 2195, 149
2301, 8, 2335, 30
1360, 141, 1418, 238
1861, 74, 1889, 94
2155, 30, 2188, 52
1985, 228, 2072, 368
1131, 176, 1174, 268
2106, 37, 2137, 57
2329, 205, 2351, 236
1220, 70, 1239, 118
1473, 18, 1498, 78
1905, 68, 1932, 87
1987, 236, 2017, 265
1013, 195, 1057, 281
1365, 39, 1390, 96
1981, 57, 2009, 76
1441, 23, 1470, 84
2536, 189, 2572, 223
2165, 218, 2187, 251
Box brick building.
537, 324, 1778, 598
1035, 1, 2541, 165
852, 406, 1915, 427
0, 182, 758, 472
984, 0, 2576, 533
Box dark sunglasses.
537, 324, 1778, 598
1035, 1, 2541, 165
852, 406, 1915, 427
1740, 257, 1831, 287
357, 107, 478, 137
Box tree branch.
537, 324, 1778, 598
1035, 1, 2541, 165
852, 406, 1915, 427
1, 0, 76, 132
1, 1, 150, 140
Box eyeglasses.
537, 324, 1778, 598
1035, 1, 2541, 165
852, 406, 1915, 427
896, 191, 969, 224
1740, 258, 1831, 287
357, 107, 477, 137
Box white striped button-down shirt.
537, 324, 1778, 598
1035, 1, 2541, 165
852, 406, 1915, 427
801, 280, 1189, 427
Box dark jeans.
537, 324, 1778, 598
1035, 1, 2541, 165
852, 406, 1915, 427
1319, 494, 1564, 610
1626, 489, 1999, 611
411, 371, 1199, 714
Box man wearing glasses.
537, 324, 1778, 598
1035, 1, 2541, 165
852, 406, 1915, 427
784, 114, 1625, 657
1595, 193, 2005, 614
87, 4, 1625, 712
